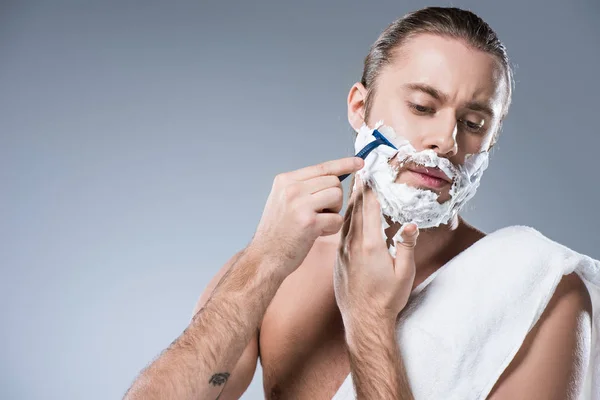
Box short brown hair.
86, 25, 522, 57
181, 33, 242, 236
362, 6, 513, 131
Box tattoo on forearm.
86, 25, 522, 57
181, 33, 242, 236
209, 372, 230, 386
210, 372, 231, 400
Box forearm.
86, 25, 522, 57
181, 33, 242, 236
345, 316, 414, 400
125, 246, 286, 400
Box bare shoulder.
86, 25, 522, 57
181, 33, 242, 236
556, 272, 593, 310
542, 272, 593, 340
487, 272, 593, 399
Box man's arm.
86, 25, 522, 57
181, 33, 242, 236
333, 177, 418, 400
190, 251, 259, 400
123, 157, 363, 400
344, 315, 414, 400
487, 272, 593, 400
124, 246, 284, 400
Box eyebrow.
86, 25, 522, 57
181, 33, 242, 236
403, 83, 449, 102
464, 101, 496, 119
403, 82, 496, 119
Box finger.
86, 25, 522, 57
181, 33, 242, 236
341, 176, 362, 241
340, 200, 354, 242
361, 178, 386, 250
348, 175, 360, 203
291, 157, 364, 182
310, 186, 344, 214
394, 223, 419, 256
337, 192, 356, 259
316, 213, 344, 236
303, 175, 342, 195
348, 176, 364, 243
393, 223, 418, 280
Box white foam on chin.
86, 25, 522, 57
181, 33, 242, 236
353, 121, 489, 256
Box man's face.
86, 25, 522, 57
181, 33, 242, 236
348, 34, 508, 203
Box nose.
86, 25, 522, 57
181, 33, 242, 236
418, 115, 458, 157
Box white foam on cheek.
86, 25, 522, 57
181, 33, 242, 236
353, 121, 489, 255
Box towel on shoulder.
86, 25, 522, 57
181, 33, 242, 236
332, 225, 600, 400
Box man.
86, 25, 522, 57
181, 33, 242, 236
125, 7, 594, 400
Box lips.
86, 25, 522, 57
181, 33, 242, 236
407, 165, 452, 183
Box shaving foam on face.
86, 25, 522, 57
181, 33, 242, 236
354, 121, 489, 256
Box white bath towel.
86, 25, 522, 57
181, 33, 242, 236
332, 225, 600, 400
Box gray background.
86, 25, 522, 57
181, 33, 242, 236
1, 0, 599, 399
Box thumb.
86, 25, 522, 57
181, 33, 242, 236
394, 223, 419, 259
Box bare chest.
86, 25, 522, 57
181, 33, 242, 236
258, 240, 350, 399
257, 258, 433, 399
256, 228, 459, 399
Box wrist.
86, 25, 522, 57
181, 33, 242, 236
245, 240, 300, 281
343, 312, 397, 350
342, 305, 398, 330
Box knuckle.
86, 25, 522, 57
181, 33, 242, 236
331, 203, 343, 214
325, 186, 343, 203
398, 240, 417, 250
274, 172, 289, 187
282, 183, 301, 200
328, 175, 342, 188
296, 211, 316, 229
362, 240, 380, 254
331, 186, 343, 198
329, 214, 344, 231
314, 163, 326, 176
398, 241, 416, 250
332, 198, 344, 213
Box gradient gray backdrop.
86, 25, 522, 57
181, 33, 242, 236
1, 1, 599, 399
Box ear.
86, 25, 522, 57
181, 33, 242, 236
347, 82, 368, 132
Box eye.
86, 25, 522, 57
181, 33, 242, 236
408, 103, 435, 115
460, 118, 485, 133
